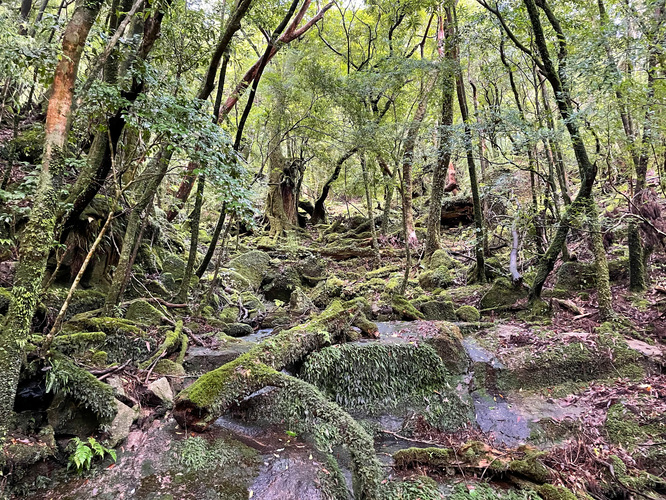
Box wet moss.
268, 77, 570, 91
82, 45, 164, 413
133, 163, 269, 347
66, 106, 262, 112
537, 484, 577, 500
508, 451, 551, 483
418, 266, 453, 291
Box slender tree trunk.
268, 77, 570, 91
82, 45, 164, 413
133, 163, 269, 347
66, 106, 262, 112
311, 147, 358, 224
104, 145, 174, 312
361, 154, 379, 259
401, 76, 436, 246
425, 13, 455, 259
196, 203, 226, 279
0, 0, 105, 434
454, 5, 485, 282
177, 174, 205, 302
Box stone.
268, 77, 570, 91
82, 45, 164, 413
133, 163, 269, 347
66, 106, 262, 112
224, 322, 254, 338
107, 401, 138, 447
183, 342, 254, 373
290, 287, 315, 315
218, 268, 251, 289
228, 250, 271, 289
554, 261, 597, 290
162, 253, 186, 280
478, 277, 528, 311
47, 393, 100, 437
455, 305, 481, 322
418, 266, 453, 290
262, 267, 300, 302
427, 249, 455, 270
147, 377, 174, 405
420, 300, 456, 321
153, 359, 187, 376
425, 322, 470, 375
125, 299, 165, 325
106, 376, 127, 398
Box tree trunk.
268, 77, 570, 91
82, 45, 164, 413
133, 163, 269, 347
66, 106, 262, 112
360, 154, 379, 260
196, 203, 226, 279
311, 147, 358, 224
104, 145, 174, 312
453, 4, 485, 282
0, 0, 104, 434
424, 13, 455, 259
177, 174, 205, 303
401, 76, 436, 246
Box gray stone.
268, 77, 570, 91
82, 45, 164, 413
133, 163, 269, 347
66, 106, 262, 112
107, 401, 138, 447
147, 377, 173, 404
224, 322, 254, 338
420, 300, 456, 321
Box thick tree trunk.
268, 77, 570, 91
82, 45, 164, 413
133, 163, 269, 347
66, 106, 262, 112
424, 13, 455, 259
0, 0, 104, 434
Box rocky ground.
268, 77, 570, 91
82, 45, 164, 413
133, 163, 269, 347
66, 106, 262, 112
3, 217, 666, 499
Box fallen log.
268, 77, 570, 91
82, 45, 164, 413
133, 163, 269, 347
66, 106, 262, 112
173, 300, 359, 430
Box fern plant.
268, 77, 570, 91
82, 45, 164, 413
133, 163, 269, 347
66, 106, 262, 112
67, 437, 116, 473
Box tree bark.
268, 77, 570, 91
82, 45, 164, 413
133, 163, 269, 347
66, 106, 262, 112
424, 13, 455, 259
311, 147, 358, 224
177, 174, 205, 303
0, 0, 105, 434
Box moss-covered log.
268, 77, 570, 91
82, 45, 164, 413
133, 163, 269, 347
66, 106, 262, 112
138, 320, 185, 369
173, 300, 359, 430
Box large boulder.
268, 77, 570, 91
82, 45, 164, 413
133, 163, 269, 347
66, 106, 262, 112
420, 299, 456, 321
426, 249, 456, 270
125, 299, 165, 326
479, 277, 528, 311
418, 266, 453, 290
228, 250, 271, 289
262, 266, 301, 302
554, 261, 597, 291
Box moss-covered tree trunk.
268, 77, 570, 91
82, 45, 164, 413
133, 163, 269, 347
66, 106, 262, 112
177, 174, 204, 303
104, 145, 174, 312
360, 155, 379, 259
587, 199, 614, 320
424, 12, 455, 259
0, 0, 104, 434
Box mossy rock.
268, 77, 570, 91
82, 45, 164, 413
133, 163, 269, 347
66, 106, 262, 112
42, 288, 106, 320
52, 331, 107, 356
537, 484, 578, 500
418, 266, 453, 291
0, 287, 12, 314
300, 342, 470, 428
228, 250, 270, 289
153, 359, 187, 376
479, 277, 528, 311
456, 305, 480, 322
125, 299, 166, 326
554, 261, 596, 291
162, 253, 187, 280
366, 265, 400, 279
262, 266, 301, 302
294, 254, 327, 285
224, 323, 254, 338
420, 299, 456, 321
391, 295, 424, 320
218, 269, 251, 290
426, 249, 456, 270
425, 322, 470, 375
219, 306, 238, 324
10, 123, 44, 163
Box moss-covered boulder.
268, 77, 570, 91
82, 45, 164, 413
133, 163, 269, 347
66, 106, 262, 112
479, 277, 528, 311
294, 254, 327, 285
420, 299, 456, 321
218, 269, 251, 290
300, 342, 471, 429
391, 295, 424, 320
153, 359, 187, 376
418, 266, 453, 290
426, 249, 456, 270
228, 250, 270, 289
310, 276, 345, 308
424, 322, 469, 375
224, 322, 254, 338
262, 266, 301, 302
125, 299, 165, 326
162, 253, 186, 280
456, 305, 481, 322
554, 261, 597, 291
289, 287, 315, 315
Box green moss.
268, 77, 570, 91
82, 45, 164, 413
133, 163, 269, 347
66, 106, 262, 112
227, 250, 270, 289
537, 484, 577, 500
418, 266, 453, 291
125, 299, 165, 326
391, 295, 424, 320
456, 305, 480, 322
367, 265, 400, 278
153, 359, 186, 376
47, 356, 117, 423
419, 299, 456, 321
393, 447, 453, 468
479, 277, 528, 311
300, 342, 471, 429
90, 350, 108, 366
139, 320, 185, 369
554, 261, 596, 291
508, 452, 551, 483
52, 331, 107, 355
162, 253, 186, 280
427, 249, 456, 270
425, 322, 469, 374
0, 287, 14, 314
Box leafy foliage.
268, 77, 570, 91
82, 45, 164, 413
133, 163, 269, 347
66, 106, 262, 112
67, 437, 116, 473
